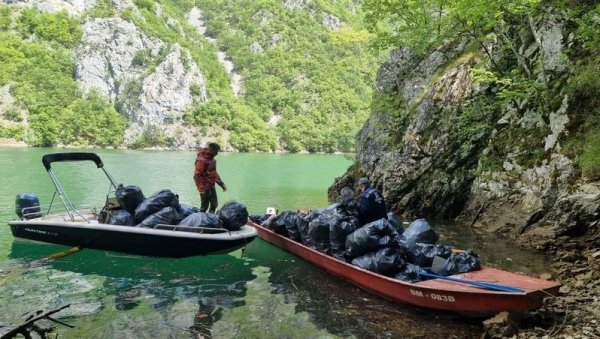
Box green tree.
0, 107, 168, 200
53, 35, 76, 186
60, 92, 126, 147
29, 111, 60, 146
0, 5, 11, 30
17, 8, 82, 46
363, 0, 540, 55
0, 123, 24, 139
575, 4, 600, 52
363, 0, 551, 114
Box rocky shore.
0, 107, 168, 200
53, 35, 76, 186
483, 225, 600, 338
0, 138, 27, 147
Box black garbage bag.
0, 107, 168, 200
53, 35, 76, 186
387, 212, 403, 232
138, 206, 181, 228
262, 214, 284, 235
249, 214, 271, 225
298, 211, 319, 245
178, 212, 223, 228
402, 219, 438, 248
336, 187, 359, 217
108, 209, 135, 226
178, 204, 201, 219
268, 211, 299, 239
351, 247, 405, 276
345, 219, 403, 259
260, 214, 278, 229
218, 201, 249, 231
308, 213, 332, 254
316, 203, 339, 216
407, 243, 453, 267
394, 263, 428, 282
134, 189, 180, 222
436, 250, 481, 276
330, 215, 359, 261
115, 185, 145, 213
284, 212, 303, 241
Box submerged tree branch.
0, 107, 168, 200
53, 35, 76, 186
1, 304, 72, 339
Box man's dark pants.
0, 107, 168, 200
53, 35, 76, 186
200, 186, 218, 213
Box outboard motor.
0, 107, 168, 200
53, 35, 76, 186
15, 192, 41, 219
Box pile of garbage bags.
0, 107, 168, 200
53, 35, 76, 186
103, 185, 248, 231
250, 202, 480, 282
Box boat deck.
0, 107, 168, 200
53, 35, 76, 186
416, 266, 559, 293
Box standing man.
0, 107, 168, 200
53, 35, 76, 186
194, 142, 227, 213
357, 177, 387, 225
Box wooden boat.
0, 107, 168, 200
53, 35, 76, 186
251, 222, 561, 315
8, 153, 257, 258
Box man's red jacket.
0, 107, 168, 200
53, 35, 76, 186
193, 147, 224, 192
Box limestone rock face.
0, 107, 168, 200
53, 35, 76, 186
75, 18, 162, 102
345, 40, 479, 219
332, 11, 596, 245
321, 13, 340, 30
135, 45, 207, 125
253, 9, 273, 26
74, 17, 208, 147
282, 0, 311, 10
187, 7, 243, 97
123, 45, 208, 147
250, 42, 264, 53
111, 0, 136, 11
0, 0, 97, 15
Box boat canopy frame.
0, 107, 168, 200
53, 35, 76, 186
41, 153, 119, 222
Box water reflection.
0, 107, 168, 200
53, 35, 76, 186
245, 240, 482, 338
212, 265, 341, 338
433, 221, 553, 275
8, 240, 255, 282
3, 241, 256, 338
1, 239, 484, 338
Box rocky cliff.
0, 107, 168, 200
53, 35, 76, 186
329, 9, 600, 335
75, 17, 204, 147
330, 10, 600, 251
74, 4, 217, 149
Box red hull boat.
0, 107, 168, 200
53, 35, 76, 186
252, 222, 560, 315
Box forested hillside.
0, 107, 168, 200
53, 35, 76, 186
197, 0, 376, 152
0, 0, 378, 152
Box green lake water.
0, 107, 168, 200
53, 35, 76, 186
0, 148, 553, 338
